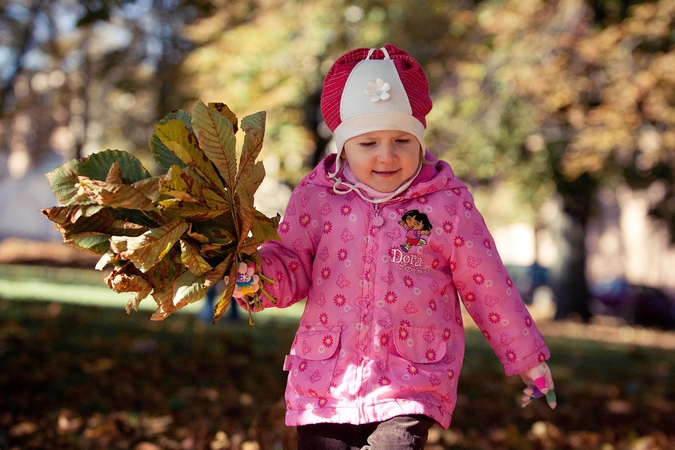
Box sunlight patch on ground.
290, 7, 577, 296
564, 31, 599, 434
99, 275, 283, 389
0, 277, 205, 312
0, 263, 306, 322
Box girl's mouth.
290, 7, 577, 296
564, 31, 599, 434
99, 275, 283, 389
374, 170, 398, 176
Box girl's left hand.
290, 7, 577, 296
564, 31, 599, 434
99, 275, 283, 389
520, 362, 556, 409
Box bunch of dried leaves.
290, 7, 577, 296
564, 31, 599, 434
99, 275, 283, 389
41, 102, 280, 323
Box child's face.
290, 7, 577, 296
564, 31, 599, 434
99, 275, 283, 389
342, 130, 421, 193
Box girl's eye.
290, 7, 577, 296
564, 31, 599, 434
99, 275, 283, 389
396, 139, 411, 143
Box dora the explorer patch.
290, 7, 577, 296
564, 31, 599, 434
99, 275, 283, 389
398, 209, 433, 252
389, 209, 433, 274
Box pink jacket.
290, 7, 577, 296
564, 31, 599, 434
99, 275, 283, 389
255, 152, 550, 428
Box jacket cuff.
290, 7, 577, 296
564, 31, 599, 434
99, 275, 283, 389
502, 345, 551, 376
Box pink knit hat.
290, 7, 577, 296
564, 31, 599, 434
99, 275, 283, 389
320, 44, 432, 172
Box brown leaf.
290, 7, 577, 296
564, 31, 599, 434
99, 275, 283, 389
214, 259, 238, 323
105, 162, 123, 184
105, 265, 152, 295
150, 283, 175, 321
208, 102, 239, 133
110, 220, 189, 273
236, 111, 266, 189
192, 101, 237, 190
179, 239, 212, 276
76, 176, 156, 211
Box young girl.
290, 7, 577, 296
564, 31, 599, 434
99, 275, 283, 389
235, 44, 554, 450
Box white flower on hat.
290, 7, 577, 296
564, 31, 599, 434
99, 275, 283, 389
365, 78, 390, 102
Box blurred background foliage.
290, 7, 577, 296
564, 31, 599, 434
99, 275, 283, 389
1, 0, 675, 321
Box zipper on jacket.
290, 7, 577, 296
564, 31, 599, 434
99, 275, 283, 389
372, 204, 384, 227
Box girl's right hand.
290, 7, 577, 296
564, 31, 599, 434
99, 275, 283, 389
520, 362, 556, 409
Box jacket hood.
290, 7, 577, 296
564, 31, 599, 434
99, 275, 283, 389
312, 150, 464, 203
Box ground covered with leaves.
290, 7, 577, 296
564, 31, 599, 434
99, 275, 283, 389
1, 298, 675, 450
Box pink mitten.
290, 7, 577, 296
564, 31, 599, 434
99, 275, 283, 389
520, 362, 556, 409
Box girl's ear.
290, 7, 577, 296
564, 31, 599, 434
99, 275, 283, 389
340, 150, 347, 160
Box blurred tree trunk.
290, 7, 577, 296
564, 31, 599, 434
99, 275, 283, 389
0, 0, 45, 114
548, 171, 597, 321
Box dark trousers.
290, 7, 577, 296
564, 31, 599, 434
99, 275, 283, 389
296, 414, 435, 450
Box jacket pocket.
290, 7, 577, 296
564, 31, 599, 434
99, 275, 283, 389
284, 327, 341, 397
393, 326, 448, 364
390, 326, 458, 402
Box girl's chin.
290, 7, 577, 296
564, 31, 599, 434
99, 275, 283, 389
366, 179, 405, 192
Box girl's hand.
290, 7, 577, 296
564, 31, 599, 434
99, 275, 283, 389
520, 362, 556, 409
225, 262, 260, 299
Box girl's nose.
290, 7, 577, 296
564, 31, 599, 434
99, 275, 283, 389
377, 143, 396, 162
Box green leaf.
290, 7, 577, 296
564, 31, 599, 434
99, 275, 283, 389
44, 151, 151, 206
151, 133, 185, 172
66, 233, 111, 255
151, 110, 192, 171
192, 101, 237, 190
110, 220, 189, 272
78, 150, 151, 184
181, 166, 213, 193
